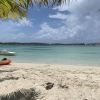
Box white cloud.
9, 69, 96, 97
49, 12, 68, 20
31, 22, 76, 43
0, 20, 18, 33
0, 18, 32, 33
53, 0, 80, 11
0, 19, 33, 42
0, 0, 100, 43
39, 0, 100, 43
0, 32, 27, 42
17, 18, 32, 27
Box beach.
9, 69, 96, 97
0, 63, 100, 100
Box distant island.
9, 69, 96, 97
0, 42, 100, 46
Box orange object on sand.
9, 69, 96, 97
0, 60, 11, 65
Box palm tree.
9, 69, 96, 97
0, 0, 69, 19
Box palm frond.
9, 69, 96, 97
0, 0, 70, 19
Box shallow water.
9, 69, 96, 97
0, 44, 100, 66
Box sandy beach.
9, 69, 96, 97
0, 63, 100, 100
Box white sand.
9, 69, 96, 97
0, 63, 100, 100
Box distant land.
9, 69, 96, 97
0, 42, 100, 46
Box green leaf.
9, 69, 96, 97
0, 0, 69, 19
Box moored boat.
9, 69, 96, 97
0, 50, 16, 56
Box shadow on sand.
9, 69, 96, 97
0, 88, 40, 100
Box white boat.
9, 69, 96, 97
0, 50, 16, 56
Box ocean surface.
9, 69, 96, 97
0, 44, 100, 66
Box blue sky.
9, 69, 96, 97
0, 0, 100, 43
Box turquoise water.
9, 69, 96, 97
0, 44, 100, 66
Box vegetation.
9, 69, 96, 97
0, 0, 69, 19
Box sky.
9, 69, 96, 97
0, 0, 100, 43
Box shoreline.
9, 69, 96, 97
0, 63, 100, 100
13, 62, 100, 68
11, 61, 100, 67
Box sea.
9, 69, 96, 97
0, 44, 100, 66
